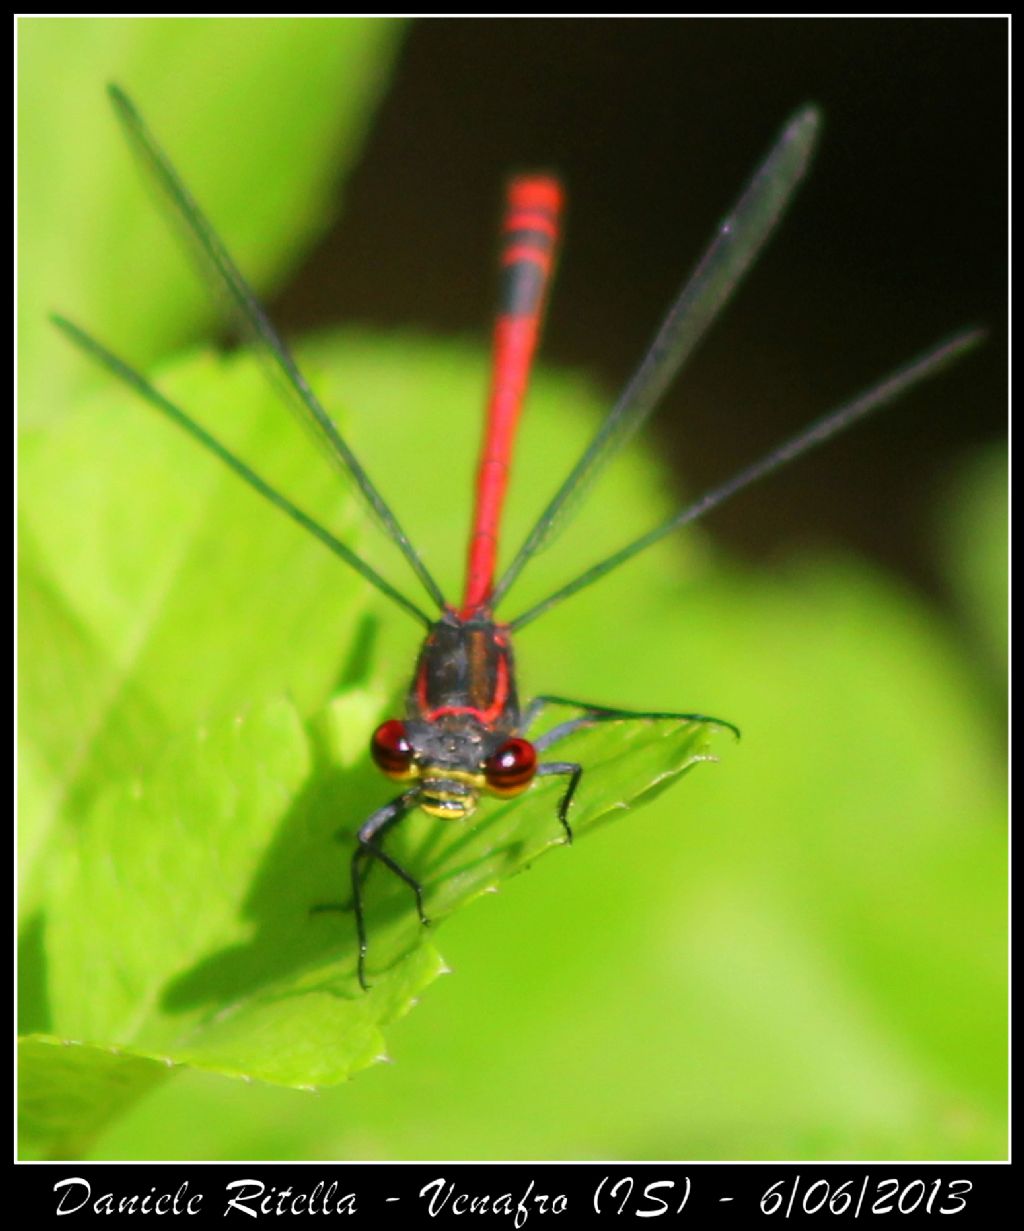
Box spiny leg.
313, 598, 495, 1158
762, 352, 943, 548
535, 761, 582, 844
353, 792, 433, 990
527, 697, 738, 846
523, 693, 740, 747
313, 790, 422, 991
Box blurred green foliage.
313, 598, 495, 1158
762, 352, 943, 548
19, 18, 1005, 1160
18, 15, 403, 428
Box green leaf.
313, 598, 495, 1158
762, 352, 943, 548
19, 1035, 169, 1159
35, 687, 714, 1045
19, 337, 729, 1153
19, 355, 370, 929
32, 691, 446, 1082
23, 335, 1005, 1160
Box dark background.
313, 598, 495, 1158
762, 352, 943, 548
273, 17, 1006, 606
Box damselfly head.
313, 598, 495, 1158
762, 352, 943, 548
371, 718, 538, 818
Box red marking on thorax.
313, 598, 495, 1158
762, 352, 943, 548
416, 636, 511, 727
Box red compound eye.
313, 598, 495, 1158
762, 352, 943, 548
371, 719, 416, 780
483, 737, 537, 797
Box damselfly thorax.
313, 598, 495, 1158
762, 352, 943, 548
372, 610, 531, 822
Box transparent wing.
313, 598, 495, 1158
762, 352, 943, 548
507, 328, 984, 631
52, 313, 435, 627
491, 105, 822, 608
107, 85, 446, 612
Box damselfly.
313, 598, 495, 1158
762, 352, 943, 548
53, 88, 981, 988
